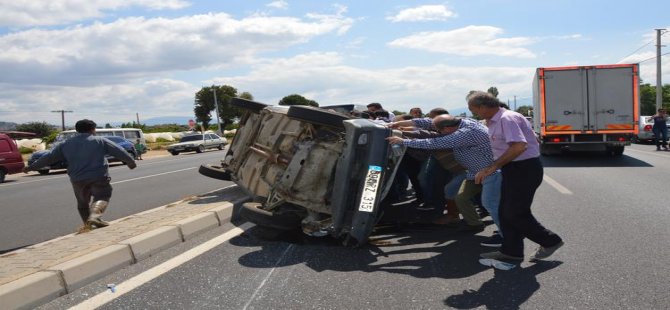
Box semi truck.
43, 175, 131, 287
532, 64, 639, 156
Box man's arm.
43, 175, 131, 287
103, 139, 137, 169
23, 146, 65, 173
474, 142, 526, 184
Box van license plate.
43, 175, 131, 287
358, 165, 382, 212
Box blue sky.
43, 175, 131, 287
1, 0, 668, 125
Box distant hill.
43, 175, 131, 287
0, 121, 17, 131
141, 116, 193, 126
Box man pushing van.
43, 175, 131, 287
23, 119, 136, 231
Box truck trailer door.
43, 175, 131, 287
587, 66, 635, 132
543, 69, 587, 132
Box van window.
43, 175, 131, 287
124, 131, 140, 140
0, 140, 11, 153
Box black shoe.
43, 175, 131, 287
457, 223, 485, 232
529, 241, 564, 262
416, 203, 435, 211
480, 233, 503, 247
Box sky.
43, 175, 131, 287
1, 0, 669, 126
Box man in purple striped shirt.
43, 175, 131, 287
468, 91, 563, 269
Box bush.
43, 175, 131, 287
155, 137, 171, 143
19, 146, 34, 154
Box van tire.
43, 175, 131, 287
287, 105, 348, 129
240, 202, 302, 230
170, 151, 179, 156
231, 98, 268, 114
0, 170, 5, 183
198, 164, 232, 181
38, 169, 50, 175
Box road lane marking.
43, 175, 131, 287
110, 167, 197, 185
69, 222, 255, 310
243, 244, 295, 310
543, 175, 573, 195
624, 147, 670, 159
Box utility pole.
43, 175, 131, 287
514, 95, 517, 111
136, 113, 140, 126
656, 28, 666, 110
51, 110, 73, 131
211, 89, 222, 135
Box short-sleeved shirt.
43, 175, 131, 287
487, 108, 540, 161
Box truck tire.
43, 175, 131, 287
231, 98, 268, 114
196, 145, 205, 153
609, 146, 624, 156
240, 202, 302, 230
198, 164, 232, 181
287, 105, 349, 129
38, 169, 50, 175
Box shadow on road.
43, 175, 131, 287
541, 152, 652, 168
444, 261, 563, 310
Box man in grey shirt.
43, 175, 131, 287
24, 119, 137, 230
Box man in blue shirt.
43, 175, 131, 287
24, 119, 137, 230
388, 115, 503, 241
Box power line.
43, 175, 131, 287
618, 29, 669, 63
639, 51, 670, 63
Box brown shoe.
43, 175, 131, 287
76, 224, 92, 234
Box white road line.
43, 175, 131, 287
110, 167, 197, 185
243, 244, 294, 310
543, 175, 573, 195
624, 147, 670, 159
69, 222, 255, 310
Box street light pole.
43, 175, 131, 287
211, 89, 222, 135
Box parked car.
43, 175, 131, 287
198, 98, 405, 246
166, 133, 227, 155
0, 133, 26, 183
27, 135, 137, 175
633, 115, 670, 144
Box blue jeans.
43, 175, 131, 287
653, 126, 668, 148
481, 172, 502, 235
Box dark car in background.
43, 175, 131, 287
27, 136, 137, 175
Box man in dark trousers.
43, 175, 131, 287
468, 91, 563, 268
24, 119, 137, 230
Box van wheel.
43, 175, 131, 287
287, 105, 349, 129
231, 98, 268, 114
196, 145, 205, 153
240, 202, 303, 230
38, 169, 50, 175
0, 170, 5, 183
170, 151, 179, 156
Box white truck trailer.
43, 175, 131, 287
532, 64, 639, 156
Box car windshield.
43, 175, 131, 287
105, 136, 126, 143
180, 135, 204, 142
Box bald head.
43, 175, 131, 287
433, 114, 462, 131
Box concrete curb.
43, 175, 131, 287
0, 195, 250, 310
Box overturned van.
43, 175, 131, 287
199, 98, 404, 246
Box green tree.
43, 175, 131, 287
640, 83, 670, 115
15, 121, 56, 138
516, 105, 533, 116
487, 87, 499, 98
194, 85, 247, 130
121, 121, 146, 131
104, 123, 112, 128
278, 94, 319, 107
239, 92, 254, 100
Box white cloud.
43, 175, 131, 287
387, 5, 456, 22
388, 25, 536, 58
0, 12, 354, 86
0, 0, 190, 27
266, 0, 288, 10
210, 52, 534, 114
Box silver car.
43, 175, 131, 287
166, 133, 227, 155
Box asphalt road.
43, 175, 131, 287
38, 143, 670, 309
0, 149, 233, 253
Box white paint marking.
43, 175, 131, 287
543, 175, 573, 195
69, 222, 255, 310
110, 167, 196, 185
242, 244, 294, 310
